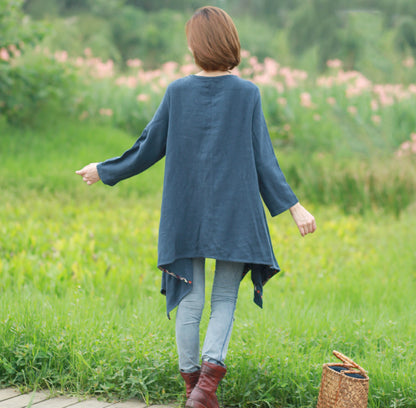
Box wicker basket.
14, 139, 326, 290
317, 350, 369, 408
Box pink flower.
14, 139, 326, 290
355, 75, 372, 90
0, 48, 10, 61
346, 87, 360, 98
284, 76, 298, 89
401, 141, 411, 150
370, 99, 379, 111
249, 56, 258, 66
277, 97, 287, 106
79, 111, 89, 120
54, 50, 68, 63
279, 67, 307, 88
326, 97, 336, 106
300, 92, 314, 108
159, 77, 168, 87
252, 62, 264, 73
345, 76, 371, 98
275, 82, 284, 93
151, 83, 161, 93
313, 114, 321, 121
371, 115, 381, 125
99, 108, 113, 117
326, 59, 342, 69
283, 124, 291, 132
180, 64, 197, 76
84, 48, 92, 57
317, 77, 334, 87
241, 49, 250, 58
8, 44, 21, 57
378, 94, 394, 107
137, 93, 150, 102
347, 106, 357, 115
93, 60, 114, 78
396, 90, 410, 100
253, 74, 273, 85
396, 135, 416, 156
127, 58, 142, 68
241, 68, 253, 77
115, 76, 126, 86
263, 57, 279, 77
403, 56, 414, 68
162, 61, 178, 74
126, 76, 137, 88
293, 69, 308, 80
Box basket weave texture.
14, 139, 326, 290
317, 351, 369, 408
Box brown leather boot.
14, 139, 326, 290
185, 361, 226, 408
180, 369, 201, 399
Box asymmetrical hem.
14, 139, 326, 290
159, 259, 281, 318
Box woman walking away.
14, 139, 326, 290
76, 6, 316, 408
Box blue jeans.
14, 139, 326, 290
175, 258, 244, 373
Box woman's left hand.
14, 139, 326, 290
76, 163, 100, 185
289, 202, 317, 237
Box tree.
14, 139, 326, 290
287, 0, 364, 71
396, 16, 416, 56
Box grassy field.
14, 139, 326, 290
1, 120, 415, 407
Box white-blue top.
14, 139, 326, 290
97, 74, 298, 316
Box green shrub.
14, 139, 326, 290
0, 0, 79, 126
0, 0, 44, 48
110, 7, 187, 68
0, 51, 78, 127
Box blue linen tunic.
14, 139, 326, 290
97, 74, 298, 316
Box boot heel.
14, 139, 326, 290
185, 399, 206, 408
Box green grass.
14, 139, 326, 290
0, 117, 164, 199
1, 119, 416, 407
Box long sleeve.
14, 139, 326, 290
252, 89, 298, 216
97, 89, 170, 186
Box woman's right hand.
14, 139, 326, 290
289, 202, 317, 237
76, 163, 100, 185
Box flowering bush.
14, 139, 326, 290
396, 133, 416, 157
2, 41, 415, 213
0, 0, 76, 126
47, 48, 416, 157
2, 35, 416, 160
0, 50, 78, 126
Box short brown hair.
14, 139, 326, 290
186, 6, 241, 71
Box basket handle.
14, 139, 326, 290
333, 350, 367, 375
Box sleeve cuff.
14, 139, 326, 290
96, 162, 117, 186
269, 197, 299, 217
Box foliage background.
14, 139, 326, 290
1, 0, 416, 407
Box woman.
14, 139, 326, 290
76, 6, 316, 408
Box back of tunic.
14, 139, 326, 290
159, 75, 297, 267
97, 74, 298, 314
